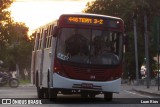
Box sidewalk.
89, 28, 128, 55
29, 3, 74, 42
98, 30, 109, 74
121, 79, 160, 97
132, 85, 160, 97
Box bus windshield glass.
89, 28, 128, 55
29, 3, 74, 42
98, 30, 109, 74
56, 28, 123, 65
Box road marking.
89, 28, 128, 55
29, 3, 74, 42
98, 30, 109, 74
123, 90, 152, 98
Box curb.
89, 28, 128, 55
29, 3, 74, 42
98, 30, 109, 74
19, 84, 34, 87
132, 88, 160, 97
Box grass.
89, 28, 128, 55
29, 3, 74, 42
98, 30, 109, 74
19, 79, 31, 85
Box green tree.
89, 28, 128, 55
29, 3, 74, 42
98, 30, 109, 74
0, 0, 13, 60
84, 0, 160, 79
0, 0, 33, 79
4, 22, 33, 79
5, 22, 32, 69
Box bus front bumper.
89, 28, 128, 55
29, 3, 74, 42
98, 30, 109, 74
52, 73, 121, 93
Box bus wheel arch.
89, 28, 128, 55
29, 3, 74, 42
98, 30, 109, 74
104, 92, 113, 101
36, 70, 45, 99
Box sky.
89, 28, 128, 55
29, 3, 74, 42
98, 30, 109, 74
10, 0, 94, 34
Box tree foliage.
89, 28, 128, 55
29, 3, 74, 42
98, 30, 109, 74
84, 0, 160, 79
0, 0, 13, 49
0, 0, 33, 79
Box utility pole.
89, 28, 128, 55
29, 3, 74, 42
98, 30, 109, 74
157, 23, 160, 91
133, 12, 139, 85
144, 12, 150, 88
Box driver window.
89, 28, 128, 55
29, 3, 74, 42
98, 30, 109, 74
65, 28, 90, 57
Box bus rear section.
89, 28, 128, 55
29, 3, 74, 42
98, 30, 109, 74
31, 13, 124, 101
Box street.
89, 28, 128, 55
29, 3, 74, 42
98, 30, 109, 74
0, 84, 160, 107
0, 84, 155, 98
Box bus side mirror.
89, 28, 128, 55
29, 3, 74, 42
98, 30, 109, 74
123, 33, 127, 46
52, 26, 59, 37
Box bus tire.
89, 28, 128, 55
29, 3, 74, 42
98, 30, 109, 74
88, 93, 96, 98
37, 87, 44, 99
104, 92, 113, 101
81, 92, 88, 98
44, 88, 49, 98
49, 89, 58, 101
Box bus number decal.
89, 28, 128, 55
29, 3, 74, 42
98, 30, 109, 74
57, 53, 69, 60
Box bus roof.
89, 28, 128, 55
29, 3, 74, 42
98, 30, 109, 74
32, 13, 123, 33
59, 13, 123, 21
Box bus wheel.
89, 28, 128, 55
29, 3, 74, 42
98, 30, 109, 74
44, 88, 49, 98
49, 89, 58, 101
81, 93, 88, 98
104, 92, 113, 101
37, 87, 44, 99
88, 93, 96, 98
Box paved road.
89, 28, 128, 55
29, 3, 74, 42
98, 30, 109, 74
0, 85, 160, 107
0, 86, 37, 98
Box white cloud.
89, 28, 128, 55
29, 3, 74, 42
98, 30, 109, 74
11, 0, 94, 33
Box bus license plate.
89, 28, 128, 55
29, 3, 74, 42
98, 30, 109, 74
81, 83, 93, 88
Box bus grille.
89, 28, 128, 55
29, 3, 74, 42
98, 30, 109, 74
71, 67, 108, 81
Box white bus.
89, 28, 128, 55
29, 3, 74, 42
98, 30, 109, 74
31, 13, 125, 101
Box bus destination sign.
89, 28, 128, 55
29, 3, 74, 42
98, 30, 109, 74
65, 16, 120, 28
68, 17, 103, 25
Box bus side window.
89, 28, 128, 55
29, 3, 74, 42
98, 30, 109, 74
32, 32, 36, 51
45, 25, 52, 48
45, 37, 48, 48
47, 34, 50, 47
38, 29, 43, 50
48, 25, 52, 48
48, 25, 54, 48
38, 33, 41, 50
36, 33, 40, 50
45, 29, 48, 48
49, 25, 52, 36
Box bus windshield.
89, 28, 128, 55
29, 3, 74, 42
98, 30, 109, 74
56, 28, 123, 65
